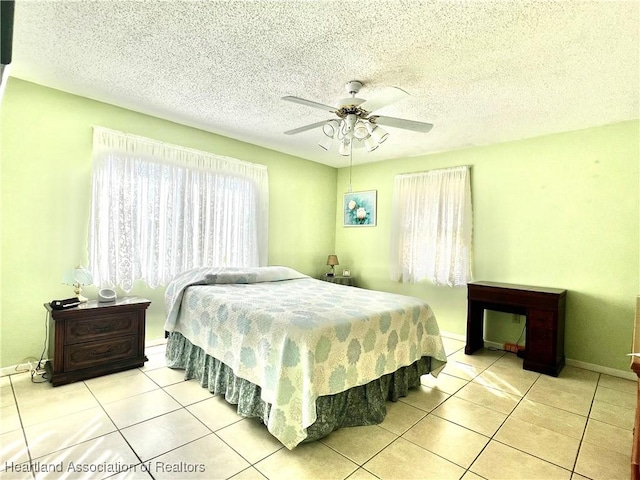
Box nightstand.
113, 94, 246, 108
320, 275, 355, 287
44, 297, 151, 386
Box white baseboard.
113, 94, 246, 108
0, 338, 168, 378
565, 358, 636, 381
1, 365, 23, 377
1, 335, 634, 381
145, 337, 167, 348
439, 331, 635, 381
440, 330, 466, 342
483, 340, 504, 351
0, 361, 40, 378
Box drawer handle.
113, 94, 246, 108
90, 347, 113, 358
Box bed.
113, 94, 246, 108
164, 266, 447, 449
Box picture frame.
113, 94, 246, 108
343, 190, 377, 227
342, 269, 351, 277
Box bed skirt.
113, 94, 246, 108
165, 332, 436, 445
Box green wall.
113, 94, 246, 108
335, 121, 639, 371
2, 77, 638, 374
0, 78, 337, 368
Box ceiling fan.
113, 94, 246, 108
282, 80, 433, 156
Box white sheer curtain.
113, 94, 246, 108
390, 166, 472, 286
89, 127, 269, 292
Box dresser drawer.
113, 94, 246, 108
65, 312, 138, 344
64, 336, 137, 371
45, 297, 150, 386
525, 328, 555, 365
527, 309, 557, 331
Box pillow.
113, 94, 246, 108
205, 266, 308, 284
205, 270, 257, 284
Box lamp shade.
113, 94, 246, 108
353, 121, 369, 140
322, 120, 339, 139
318, 135, 333, 151
369, 124, 389, 144
326, 255, 339, 266
62, 266, 93, 286
338, 139, 351, 156
364, 135, 379, 152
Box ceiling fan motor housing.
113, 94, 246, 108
337, 97, 366, 108
345, 80, 363, 95
337, 80, 366, 109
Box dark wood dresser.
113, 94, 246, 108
466, 281, 566, 376
45, 297, 150, 386
320, 274, 356, 286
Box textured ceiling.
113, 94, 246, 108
9, 0, 640, 168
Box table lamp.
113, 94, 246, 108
62, 265, 93, 302
326, 255, 339, 276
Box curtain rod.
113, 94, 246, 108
396, 165, 472, 177
92, 126, 267, 171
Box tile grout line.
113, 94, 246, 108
481, 372, 575, 477
82, 375, 156, 479
140, 365, 283, 478
439, 352, 597, 478
6, 345, 633, 480
568, 371, 600, 476
401, 349, 510, 477
6, 374, 36, 480
456, 351, 523, 478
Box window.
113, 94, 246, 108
89, 127, 269, 291
390, 166, 472, 286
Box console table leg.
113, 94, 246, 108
465, 302, 484, 354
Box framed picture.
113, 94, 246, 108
343, 190, 377, 227
342, 269, 351, 277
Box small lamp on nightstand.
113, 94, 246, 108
326, 255, 339, 277
62, 266, 93, 303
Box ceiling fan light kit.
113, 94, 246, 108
364, 135, 379, 152
283, 80, 433, 157
318, 135, 333, 151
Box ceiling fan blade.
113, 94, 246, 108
359, 87, 410, 113
372, 115, 434, 133
282, 96, 337, 113
283, 120, 328, 135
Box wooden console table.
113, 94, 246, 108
465, 281, 566, 376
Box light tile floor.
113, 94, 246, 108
0, 337, 634, 480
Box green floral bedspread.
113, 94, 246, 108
164, 266, 447, 449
